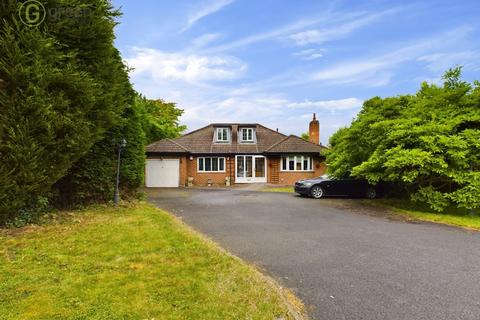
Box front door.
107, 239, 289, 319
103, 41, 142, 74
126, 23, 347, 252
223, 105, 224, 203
235, 155, 267, 183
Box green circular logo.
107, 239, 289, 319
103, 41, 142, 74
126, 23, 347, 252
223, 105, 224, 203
18, 0, 46, 27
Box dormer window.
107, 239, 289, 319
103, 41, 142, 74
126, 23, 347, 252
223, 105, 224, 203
215, 127, 230, 142
240, 127, 255, 143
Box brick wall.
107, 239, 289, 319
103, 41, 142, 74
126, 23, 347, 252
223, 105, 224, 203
275, 157, 326, 185
147, 155, 326, 187
186, 156, 235, 186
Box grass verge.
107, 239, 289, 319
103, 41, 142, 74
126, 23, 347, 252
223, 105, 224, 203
364, 199, 480, 231
0, 203, 306, 319
261, 186, 294, 193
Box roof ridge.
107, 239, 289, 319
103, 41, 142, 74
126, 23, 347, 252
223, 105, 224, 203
289, 134, 328, 149
178, 124, 212, 138
264, 134, 291, 151
166, 138, 189, 152
265, 134, 326, 152
257, 123, 287, 137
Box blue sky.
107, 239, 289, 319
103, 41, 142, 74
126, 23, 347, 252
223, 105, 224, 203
112, 0, 480, 144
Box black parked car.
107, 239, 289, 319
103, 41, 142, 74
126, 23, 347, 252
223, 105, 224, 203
294, 174, 379, 199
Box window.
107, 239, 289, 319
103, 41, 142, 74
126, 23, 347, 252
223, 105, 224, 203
289, 158, 295, 170
197, 157, 225, 172
240, 128, 254, 142
281, 155, 313, 171
215, 128, 229, 142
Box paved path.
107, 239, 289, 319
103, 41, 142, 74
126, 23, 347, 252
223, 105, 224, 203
147, 188, 480, 320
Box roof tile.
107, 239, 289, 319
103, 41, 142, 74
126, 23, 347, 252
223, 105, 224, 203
146, 124, 325, 154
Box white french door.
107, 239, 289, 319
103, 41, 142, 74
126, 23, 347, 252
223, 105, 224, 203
235, 155, 267, 183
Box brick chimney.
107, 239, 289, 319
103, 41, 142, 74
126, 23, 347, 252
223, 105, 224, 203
309, 113, 320, 144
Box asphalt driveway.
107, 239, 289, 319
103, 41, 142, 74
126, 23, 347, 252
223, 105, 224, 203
147, 188, 480, 320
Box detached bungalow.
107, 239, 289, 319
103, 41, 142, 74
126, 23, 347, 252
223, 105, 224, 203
145, 114, 327, 187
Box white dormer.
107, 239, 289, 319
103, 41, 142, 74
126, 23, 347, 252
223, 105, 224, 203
239, 127, 256, 143
215, 127, 230, 143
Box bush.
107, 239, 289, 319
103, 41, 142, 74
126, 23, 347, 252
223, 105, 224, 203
325, 67, 480, 211
53, 93, 186, 206
0, 1, 186, 223
0, 0, 132, 221
54, 105, 146, 206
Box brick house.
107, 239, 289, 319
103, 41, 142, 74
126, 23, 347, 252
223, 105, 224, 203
145, 114, 327, 187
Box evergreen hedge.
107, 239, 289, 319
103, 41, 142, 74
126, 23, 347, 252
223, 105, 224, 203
0, 1, 184, 224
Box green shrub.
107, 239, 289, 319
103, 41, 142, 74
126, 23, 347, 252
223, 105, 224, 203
54, 105, 146, 206
326, 67, 480, 211
0, 1, 186, 222
0, 0, 132, 221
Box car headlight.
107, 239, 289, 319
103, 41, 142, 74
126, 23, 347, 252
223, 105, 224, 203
303, 182, 313, 186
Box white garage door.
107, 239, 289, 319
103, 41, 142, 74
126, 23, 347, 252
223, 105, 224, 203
145, 159, 180, 187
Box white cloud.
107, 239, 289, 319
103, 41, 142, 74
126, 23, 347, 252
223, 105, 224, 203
417, 51, 479, 72
293, 48, 325, 60
191, 33, 223, 49
287, 8, 400, 46
205, 10, 369, 52
125, 63, 364, 144
125, 47, 246, 83
177, 93, 364, 144
180, 94, 363, 125
181, 0, 235, 32
307, 53, 324, 60
312, 61, 389, 83
287, 98, 363, 110
305, 26, 475, 87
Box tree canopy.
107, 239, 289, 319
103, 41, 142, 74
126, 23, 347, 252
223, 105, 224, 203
325, 67, 480, 211
54, 94, 185, 206
0, 0, 186, 224
0, 0, 132, 220
133, 95, 187, 144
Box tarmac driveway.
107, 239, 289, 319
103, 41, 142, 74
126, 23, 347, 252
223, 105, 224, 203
147, 188, 480, 320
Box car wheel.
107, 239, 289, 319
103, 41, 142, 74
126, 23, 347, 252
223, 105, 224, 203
365, 188, 377, 199
311, 185, 324, 199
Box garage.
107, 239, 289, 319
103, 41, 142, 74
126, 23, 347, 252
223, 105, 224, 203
145, 159, 180, 187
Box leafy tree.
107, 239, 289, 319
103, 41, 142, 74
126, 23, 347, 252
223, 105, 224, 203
134, 94, 186, 143
326, 67, 480, 211
54, 94, 186, 206
0, 0, 132, 222
54, 104, 145, 205
301, 132, 309, 141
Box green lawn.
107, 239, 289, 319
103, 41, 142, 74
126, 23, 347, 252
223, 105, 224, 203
0, 203, 305, 319
364, 199, 480, 231
261, 186, 294, 193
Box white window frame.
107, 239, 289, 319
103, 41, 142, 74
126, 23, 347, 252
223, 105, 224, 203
197, 157, 226, 172
280, 155, 313, 172
239, 128, 255, 143
215, 127, 230, 143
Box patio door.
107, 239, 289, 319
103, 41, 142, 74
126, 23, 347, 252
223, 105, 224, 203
235, 155, 267, 183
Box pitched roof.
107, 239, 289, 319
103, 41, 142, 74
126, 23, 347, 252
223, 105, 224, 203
264, 135, 325, 153
146, 138, 189, 153
146, 123, 325, 154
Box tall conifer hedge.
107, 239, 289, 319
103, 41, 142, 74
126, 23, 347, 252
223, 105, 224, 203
0, 1, 185, 224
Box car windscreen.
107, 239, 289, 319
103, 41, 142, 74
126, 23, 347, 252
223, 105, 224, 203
318, 174, 331, 180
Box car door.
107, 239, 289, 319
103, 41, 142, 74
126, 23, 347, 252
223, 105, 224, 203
323, 179, 344, 195
339, 178, 360, 196
347, 179, 368, 197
